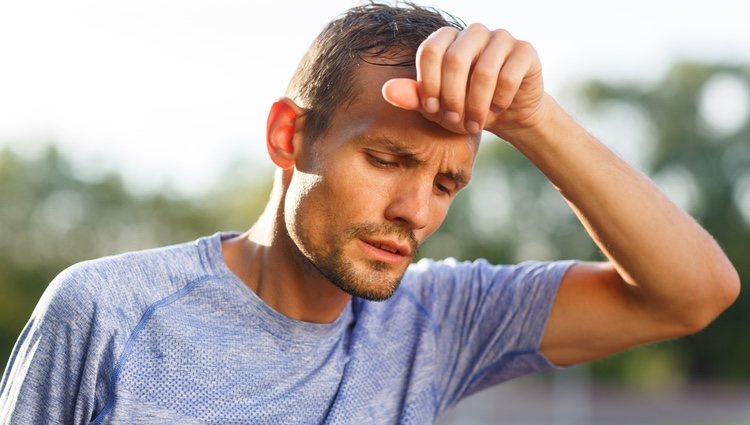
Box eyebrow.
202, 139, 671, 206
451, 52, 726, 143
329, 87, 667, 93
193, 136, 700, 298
360, 135, 470, 187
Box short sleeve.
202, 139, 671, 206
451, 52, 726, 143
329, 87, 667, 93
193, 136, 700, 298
0, 263, 114, 424
404, 258, 575, 413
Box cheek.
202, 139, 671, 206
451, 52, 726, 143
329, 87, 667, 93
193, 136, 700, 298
416, 204, 450, 243
284, 171, 325, 241
286, 171, 323, 210
285, 166, 365, 237
332, 163, 392, 214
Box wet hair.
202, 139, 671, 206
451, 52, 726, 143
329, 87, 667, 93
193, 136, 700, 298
286, 1, 464, 144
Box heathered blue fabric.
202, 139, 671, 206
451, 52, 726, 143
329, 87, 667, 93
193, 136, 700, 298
1, 232, 573, 424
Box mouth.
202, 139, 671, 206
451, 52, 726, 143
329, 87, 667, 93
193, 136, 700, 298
359, 238, 412, 264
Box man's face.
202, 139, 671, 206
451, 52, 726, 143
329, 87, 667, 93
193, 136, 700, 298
284, 64, 478, 301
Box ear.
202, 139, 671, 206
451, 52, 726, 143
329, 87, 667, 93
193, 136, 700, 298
266, 97, 306, 169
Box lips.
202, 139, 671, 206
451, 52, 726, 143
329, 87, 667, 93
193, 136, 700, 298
361, 237, 411, 257
358, 237, 412, 264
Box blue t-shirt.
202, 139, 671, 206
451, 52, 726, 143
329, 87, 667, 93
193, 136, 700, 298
0, 232, 573, 424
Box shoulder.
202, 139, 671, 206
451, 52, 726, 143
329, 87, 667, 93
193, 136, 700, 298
397, 257, 576, 310
38, 237, 213, 331
403, 257, 572, 288
0, 236, 222, 422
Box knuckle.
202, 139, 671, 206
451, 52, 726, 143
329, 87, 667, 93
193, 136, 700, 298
438, 26, 460, 35
492, 94, 511, 110
471, 68, 495, 87
443, 51, 464, 69
466, 22, 489, 33
517, 40, 537, 55
464, 104, 485, 120
493, 28, 513, 41
441, 94, 463, 109
419, 81, 438, 96
417, 43, 440, 62
432, 26, 459, 41
497, 72, 519, 88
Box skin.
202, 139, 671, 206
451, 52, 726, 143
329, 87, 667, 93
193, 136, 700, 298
222, 64, 476, 323
224, 23, 740, 366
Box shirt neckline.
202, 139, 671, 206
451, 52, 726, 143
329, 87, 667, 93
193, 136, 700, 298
196, 231, 355, 343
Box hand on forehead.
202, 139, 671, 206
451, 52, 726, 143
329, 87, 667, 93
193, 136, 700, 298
381, 24, 544, 137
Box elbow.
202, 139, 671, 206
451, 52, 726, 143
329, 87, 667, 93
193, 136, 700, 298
677, 263, 741, 336
711, 263, 741, 318
718, 264, 741, 310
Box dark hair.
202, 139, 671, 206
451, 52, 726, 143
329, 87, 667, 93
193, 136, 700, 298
286, 1, 464, 144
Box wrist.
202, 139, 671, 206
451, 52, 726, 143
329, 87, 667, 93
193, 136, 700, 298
491, 93, 557, 145
491, 95, 593, 171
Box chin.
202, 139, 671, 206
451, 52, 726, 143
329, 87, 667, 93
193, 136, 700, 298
340, 282, 401, 302
324, 261, 407, 302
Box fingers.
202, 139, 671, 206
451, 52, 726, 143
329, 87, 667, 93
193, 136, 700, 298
416, 27, 459, 114
465, 29, 514, 131
438, 24, 491, 127
414, 24, 539, 134
490, 41, 540, 113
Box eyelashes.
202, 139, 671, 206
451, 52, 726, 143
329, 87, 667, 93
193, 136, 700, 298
365, 153, 455, 196
367, 153, 398, 168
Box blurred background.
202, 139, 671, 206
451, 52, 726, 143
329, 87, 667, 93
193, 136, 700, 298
1, 1, 749, 423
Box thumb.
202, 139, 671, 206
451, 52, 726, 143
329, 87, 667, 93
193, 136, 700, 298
382, 78, 420, 111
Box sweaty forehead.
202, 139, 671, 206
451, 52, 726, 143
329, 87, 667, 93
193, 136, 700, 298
313, 60, 480, 186
339, 62, 479, 147
352, 61, 416, 106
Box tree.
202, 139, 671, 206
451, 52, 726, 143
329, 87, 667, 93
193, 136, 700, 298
422, 61, 750, 382
0, 146, 271, 365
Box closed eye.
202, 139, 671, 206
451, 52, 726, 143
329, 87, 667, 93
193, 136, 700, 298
367, 153, 398, 168
435, 182, 452, 195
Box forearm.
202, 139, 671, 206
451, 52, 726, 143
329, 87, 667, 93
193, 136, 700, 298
496, 95, 739, 329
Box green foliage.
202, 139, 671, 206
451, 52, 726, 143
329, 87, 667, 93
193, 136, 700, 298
420, 140, 601, 265
0, 146, 271, 365
579, 62, 750, 381
2, 60, 748, 383
425, 61, 750, 383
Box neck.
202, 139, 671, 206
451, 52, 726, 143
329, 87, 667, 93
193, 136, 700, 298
221, 175, 352, 324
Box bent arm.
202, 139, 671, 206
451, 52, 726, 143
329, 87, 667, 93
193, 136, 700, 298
382, 24, 740, 366
494, 96, 740, 365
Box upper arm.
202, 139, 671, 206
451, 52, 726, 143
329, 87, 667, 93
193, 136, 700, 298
539, 261, 692, 366
408, 258, 571, 411
0, 264, 105, 424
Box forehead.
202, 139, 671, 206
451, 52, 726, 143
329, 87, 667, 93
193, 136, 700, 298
325, 63, 480, 160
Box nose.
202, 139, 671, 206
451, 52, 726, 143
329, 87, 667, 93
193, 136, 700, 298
384, 177, 432, 231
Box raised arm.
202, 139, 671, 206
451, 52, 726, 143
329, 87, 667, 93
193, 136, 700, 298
382, 23, 740, 366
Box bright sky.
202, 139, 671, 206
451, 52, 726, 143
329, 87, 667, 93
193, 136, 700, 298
1, 0, 748, 194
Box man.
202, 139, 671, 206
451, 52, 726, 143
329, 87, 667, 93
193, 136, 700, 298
0, 2, 739, 424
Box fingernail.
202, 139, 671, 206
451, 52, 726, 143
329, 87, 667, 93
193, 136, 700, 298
444, 111, 461, 124
425, 97, 440, 114
466, 120, 481, 134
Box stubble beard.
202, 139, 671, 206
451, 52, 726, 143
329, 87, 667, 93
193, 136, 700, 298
300, 222, 419, 302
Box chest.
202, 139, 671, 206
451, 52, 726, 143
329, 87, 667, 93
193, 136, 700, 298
104, 305, 440, 424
